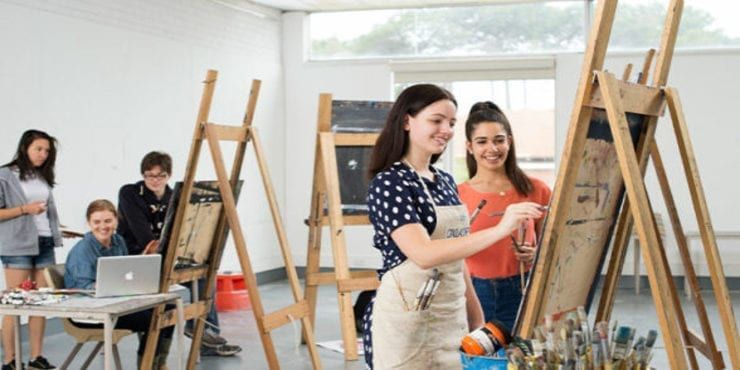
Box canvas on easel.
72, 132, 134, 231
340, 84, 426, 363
517, 1, 739, 369
139, 70, 322, 370
159, 180, 243, 266
302, 97, 392, 361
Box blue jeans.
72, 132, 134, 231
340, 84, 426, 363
1, 236, 56, 269
471, 273, 528, 333
185, 278, 220, 333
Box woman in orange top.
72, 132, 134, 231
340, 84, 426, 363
457, 101, 552, 331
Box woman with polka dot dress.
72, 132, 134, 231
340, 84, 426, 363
362, 85, 543, 369
458, 102, 552, 333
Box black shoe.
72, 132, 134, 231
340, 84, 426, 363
185, 327, 228, 348
27, 357, 54, 370
200, 343, 242, 357
2, 359, 25, 370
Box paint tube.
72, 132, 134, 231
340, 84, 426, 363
612, 326, 633, 361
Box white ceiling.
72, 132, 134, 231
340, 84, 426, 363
248, 0, 564, 12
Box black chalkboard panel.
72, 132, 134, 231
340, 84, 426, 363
331, 100, 393, 215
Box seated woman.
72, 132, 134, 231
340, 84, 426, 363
64, 199, 172, 369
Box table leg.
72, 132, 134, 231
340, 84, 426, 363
175, 298, 185, 370
13, 316, 22, 370
103, 315, 115, 370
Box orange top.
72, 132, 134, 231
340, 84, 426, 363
458, 178, 552, 279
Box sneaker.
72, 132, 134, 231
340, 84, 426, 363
202, 330, 228, 348
184, 327, 227, 348
2, 359, 25, 370
200, 343, 242, 357
27, 356, 54, 370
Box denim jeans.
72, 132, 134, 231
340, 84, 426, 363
471, 273, 528, 333
185, 278, 220, 333
1, 236, 56, 269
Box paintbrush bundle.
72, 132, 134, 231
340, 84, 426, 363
506, 306, 659, 370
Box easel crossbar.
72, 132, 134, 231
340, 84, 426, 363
261, 301, 311, 332
203, 123, 250, 142
587, 80, 665, 117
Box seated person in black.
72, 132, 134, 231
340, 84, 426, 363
65, 199, 173, 369
117, 151, 240, 356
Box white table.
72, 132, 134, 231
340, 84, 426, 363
0, 292, 184, 370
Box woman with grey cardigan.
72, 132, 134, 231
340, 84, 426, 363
0, 130, 61, 370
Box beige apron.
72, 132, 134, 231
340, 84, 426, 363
371, 164, 469, 370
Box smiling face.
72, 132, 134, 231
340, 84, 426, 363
26, 138, 51, 168
404, 99, 457, 157
466, 121, 511, 172
88, 210, 118, 246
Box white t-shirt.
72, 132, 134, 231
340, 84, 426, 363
14, 170, 52, 237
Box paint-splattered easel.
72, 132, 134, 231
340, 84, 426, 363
140, 70, 321, 370
517, 1, 739, 369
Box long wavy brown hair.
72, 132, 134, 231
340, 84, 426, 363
465, 101, 532, 196
369, 84, 457, 177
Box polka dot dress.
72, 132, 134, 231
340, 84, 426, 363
362, 161, 461, 369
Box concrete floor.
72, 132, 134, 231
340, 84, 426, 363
23, 280, 740, 369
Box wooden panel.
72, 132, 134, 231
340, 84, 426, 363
205, 123, 248, 142
334, 133, 379, 146
587, 80, 665, 117
337, 276, 380, 293
321, 214, 370, 226
170, 266, 209, 284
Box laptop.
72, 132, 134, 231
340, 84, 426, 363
95, 255, 162, 298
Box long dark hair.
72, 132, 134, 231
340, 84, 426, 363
465, 101, 532, 196
369, 84, 457, 177
4, 129, 58, 186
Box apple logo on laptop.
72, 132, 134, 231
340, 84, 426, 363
125, 271, 135, 281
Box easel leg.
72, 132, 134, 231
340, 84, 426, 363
251, 127, 323, 368
142, 305, 164, 370
599, 71, 688, 369
302, 189, 324, 345
666, 88, 740, 369
319, 133, 359, 360
596, 115, 658, 323
652, 143, 721, 369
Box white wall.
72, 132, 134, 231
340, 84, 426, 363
283, 12, 391, 270
283, 11, 740, 276
0, 0, 287, 283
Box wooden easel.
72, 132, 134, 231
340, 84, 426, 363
140, 70, 322, 370
517, 1, 739, 369
302, 94, 381, 360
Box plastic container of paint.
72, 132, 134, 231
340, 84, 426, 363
460, 320, 512, 356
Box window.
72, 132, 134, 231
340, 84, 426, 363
393, 79, 556, 188
310, 1, 586, 60
309, 0, 740, 60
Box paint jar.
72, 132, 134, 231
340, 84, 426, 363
460, 321, 512, 356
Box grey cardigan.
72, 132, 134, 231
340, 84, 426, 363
0, 166, 62, 256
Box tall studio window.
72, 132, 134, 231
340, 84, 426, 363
309, 0, 739, 60
393, 78, 556, 187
